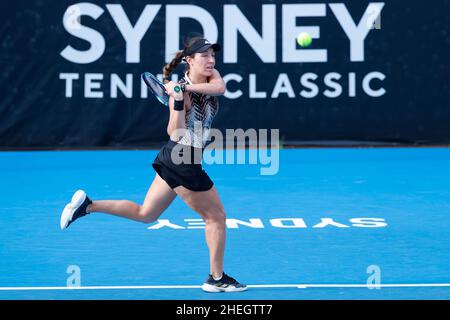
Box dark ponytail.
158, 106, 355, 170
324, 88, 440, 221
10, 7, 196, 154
162, 51, 184, 83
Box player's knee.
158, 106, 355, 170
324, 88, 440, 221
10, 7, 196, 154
138, 206, 159, 223
204, 208, 226, 226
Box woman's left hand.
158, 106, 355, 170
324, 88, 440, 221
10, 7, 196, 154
164, 81, 183, 100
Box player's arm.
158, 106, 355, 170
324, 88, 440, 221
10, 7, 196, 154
165, 81, 186, 137
184, 69, 226, 96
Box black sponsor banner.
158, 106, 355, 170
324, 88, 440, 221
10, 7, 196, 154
1, 0, 449, 148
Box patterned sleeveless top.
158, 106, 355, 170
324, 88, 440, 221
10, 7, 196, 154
177, 73, 219, 148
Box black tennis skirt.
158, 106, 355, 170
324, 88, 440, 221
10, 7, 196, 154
152, 139, 214, 192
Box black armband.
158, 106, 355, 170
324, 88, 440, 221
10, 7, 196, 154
174, 99, 184, 111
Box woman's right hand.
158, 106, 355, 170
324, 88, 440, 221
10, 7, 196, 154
164, 81, 184, 101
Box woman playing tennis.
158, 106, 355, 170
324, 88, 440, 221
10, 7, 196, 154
60, 36, 247, 293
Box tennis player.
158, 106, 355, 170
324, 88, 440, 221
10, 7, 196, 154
60, 36, 247, 293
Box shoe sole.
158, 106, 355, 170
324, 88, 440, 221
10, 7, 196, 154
60, 190, 86, 230
201, 283, 248, 293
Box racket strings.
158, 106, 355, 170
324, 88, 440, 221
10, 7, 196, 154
142, 72, 169, 106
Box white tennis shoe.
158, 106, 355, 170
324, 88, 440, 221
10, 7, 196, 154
60, 190, 92, 230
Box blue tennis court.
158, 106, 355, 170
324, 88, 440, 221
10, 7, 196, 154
1, 147, 450, 300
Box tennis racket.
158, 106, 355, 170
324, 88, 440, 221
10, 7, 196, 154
141, 72, 169, 106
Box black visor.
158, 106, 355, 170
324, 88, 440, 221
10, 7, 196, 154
183, 38, 221, 57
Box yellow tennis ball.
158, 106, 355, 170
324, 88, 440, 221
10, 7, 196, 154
297, 32, 312, 48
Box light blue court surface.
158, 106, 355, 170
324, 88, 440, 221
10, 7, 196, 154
1, 147, 450, 300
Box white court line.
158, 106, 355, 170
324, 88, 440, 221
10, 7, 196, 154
1, 283, 450, 291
